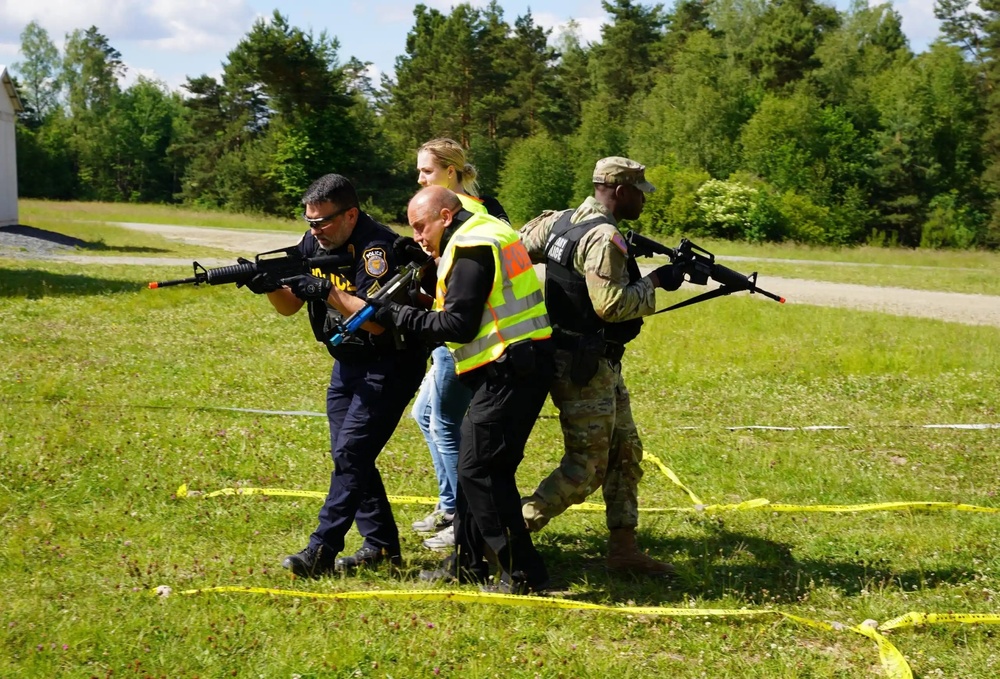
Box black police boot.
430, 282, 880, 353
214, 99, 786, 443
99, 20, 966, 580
282, 544, 337, 579
480, 570, 550, 596
418, 552, 488, 585
334, 545, 402, 572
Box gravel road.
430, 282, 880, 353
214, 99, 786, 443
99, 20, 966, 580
4, 221, 1000, 328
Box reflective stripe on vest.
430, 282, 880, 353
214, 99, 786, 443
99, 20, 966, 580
436, 214, 551, 374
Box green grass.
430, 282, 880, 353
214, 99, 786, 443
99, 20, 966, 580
724, 259, 1000, 296
2, 256, 999, 678
21, 198, 305, 232
16, 200, 1000, 294
639, 237, 1000, 295
10, 218, 238, 260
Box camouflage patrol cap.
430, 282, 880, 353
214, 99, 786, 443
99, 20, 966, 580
593, 156, 655, 193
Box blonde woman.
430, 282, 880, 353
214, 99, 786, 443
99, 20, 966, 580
409, 139, 508, 551
416, 138, 509, 223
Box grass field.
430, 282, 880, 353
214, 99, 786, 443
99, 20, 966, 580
21, 199, 305, 232
2, 214, 1000, 677
18, 199, 1000, 295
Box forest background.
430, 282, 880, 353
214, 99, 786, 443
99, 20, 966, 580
10, 0, 1000, 249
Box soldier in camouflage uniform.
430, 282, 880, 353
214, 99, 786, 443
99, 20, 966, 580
519, 157, 686, 576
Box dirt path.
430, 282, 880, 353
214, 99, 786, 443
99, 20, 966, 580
10, 222, 1000, 329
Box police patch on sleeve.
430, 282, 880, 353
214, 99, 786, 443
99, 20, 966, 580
363, 247, 389, 277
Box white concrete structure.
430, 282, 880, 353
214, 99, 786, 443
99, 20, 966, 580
0, 66, 23, 227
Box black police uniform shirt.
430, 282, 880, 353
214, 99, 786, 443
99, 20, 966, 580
294, 211, 406, 362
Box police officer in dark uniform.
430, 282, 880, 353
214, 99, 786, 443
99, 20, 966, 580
374, 185, 554, 594
245, 173, 428, 578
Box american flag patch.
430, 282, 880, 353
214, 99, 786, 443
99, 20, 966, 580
611, 232, 628, 254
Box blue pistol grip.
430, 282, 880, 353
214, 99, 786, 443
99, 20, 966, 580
328, 305, 376, 346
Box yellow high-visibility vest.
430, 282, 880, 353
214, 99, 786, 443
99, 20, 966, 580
456, 193, 487, 214
436, 213, 551, 374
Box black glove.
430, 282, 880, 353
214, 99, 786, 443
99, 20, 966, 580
393, 236, 430, 266
652, 263, 685, 292
234, 258, 280, 294
366, 296, 402, 328
245, 273, 280, 294
283, 274, 333, 302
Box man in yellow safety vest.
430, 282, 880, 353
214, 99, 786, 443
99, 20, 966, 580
373, 185, 554, 594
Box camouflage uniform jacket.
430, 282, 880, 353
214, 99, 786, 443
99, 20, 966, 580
518, 196, 656, 323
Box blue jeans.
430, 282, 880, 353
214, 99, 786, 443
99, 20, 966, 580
411, 346, 472, 514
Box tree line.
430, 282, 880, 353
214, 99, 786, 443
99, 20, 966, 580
10, 0, 1000, 248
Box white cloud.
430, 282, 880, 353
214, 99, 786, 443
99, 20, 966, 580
0, 0, 255, 53
423, 0, 490, 10
534, 12, 604, 46
360, 2, 420, 24
890, 0, 940, 51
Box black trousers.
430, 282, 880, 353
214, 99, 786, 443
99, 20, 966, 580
310, 351, 425, 557
451, 349, 553, 587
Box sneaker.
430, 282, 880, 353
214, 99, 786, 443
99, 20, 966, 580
334, 545, 402, 572
282, 545, 337, 579
422, 525, 455, 550
412, 508, 455, 533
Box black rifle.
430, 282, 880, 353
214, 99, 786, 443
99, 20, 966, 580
625, 230, 785, 312
328, 243, 433, 347
148, 245, 352, 290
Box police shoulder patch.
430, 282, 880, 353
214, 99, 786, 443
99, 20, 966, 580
610, 232, 628, 255
363, 247, 389, 277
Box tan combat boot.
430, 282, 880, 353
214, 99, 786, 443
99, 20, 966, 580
606, 527, 676, 577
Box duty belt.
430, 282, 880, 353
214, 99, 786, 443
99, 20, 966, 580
552, 331, 626, 363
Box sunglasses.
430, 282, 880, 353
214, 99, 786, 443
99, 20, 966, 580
304, 206, 350, 228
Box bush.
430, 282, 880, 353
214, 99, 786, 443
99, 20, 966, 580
695, 179, 759, 240
776, 191, 830, 244
920, 191, 985, 249
635, 165, 711, 238
497, 133, 575, 225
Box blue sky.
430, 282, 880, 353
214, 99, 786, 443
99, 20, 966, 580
1, 0, 941, 93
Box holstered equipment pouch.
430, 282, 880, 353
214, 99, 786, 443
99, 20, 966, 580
505, 339, 538, 379
569, 334, 603, 386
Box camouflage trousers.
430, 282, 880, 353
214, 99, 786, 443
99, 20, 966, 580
522, 349, 643, 531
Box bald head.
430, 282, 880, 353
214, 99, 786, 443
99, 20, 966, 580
408, 185, 463, 258
409, 185, 462, 218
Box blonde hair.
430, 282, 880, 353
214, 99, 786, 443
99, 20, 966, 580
418, 137, 480, 197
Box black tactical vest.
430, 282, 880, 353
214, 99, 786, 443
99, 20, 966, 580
543, 211, 643, 345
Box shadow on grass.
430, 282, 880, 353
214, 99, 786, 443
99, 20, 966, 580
0, 268, 142, 298
2, 224, 170, 254
536, 528, 964, 608
79, 241, 171, 254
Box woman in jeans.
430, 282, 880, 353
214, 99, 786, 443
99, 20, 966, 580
409, 138, 509, 550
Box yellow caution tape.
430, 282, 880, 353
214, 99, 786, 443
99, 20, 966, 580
851, 622, 913, 679
164, 585, 936, 679
768, 501, 1000, 514
176, 484, 1000, 516
176, 453, 999, 517
643, 452, 704, 505
176, 485, 436, 505
640, 455, 1000, 515
879, 611, 1000, 630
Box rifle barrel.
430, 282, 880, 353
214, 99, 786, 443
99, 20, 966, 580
148, 276, 198, 289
